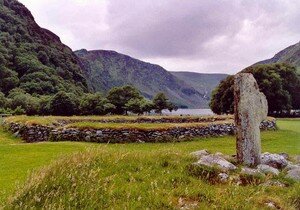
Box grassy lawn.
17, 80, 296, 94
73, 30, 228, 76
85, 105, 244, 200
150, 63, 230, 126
0, 119, 299, 208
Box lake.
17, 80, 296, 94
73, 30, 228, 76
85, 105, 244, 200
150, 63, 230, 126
162, 109, 214, 116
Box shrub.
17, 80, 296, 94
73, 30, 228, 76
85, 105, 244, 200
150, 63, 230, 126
50, 91, 75, 116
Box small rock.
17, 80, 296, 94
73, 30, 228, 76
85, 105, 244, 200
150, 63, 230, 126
218, 173, 229, 182
138, 140, 145, 143
286, 168, 300, 181
13, 131, 19, 137
241, 167, 263, 176
265, 201, 277, 209
257, 164, 279, 176
96, 130, 103, 135
84, 135, 91, 141
190, 149, 209, 158
195, 154, 237, 172
261, 152, 288, 169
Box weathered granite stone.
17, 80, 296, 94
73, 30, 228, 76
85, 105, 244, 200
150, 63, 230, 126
234, 73, 268, 166
195, 154, 237, 171
286, 168, 300, 181
257, 164, 279, 176
261, 152, 288, 169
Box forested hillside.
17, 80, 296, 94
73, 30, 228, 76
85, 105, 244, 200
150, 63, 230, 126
0, 0, 87, 95
75, 49, 208, 108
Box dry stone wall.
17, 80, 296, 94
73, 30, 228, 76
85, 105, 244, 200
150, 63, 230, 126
4, 119, 276, 143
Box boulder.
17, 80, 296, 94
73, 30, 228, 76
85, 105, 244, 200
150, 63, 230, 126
257, 164, 279, 176
195, 154, 237, 172
190, 150, 209, 159
234, 73, 268, 166
286, 168, 300, 181
261, 152, 288, 169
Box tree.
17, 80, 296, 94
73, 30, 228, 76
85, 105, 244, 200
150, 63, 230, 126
141, 100, 154, 114
107, 85, 143, 114
6, 90, 40, 115
38, 95, 52, 115
0, 67, 19, 94
0, 91, 6, 108
50, 91, 75, 116
125, 98, 153, 115
37, 51, 49, 65
79, 93, 108, 115
209, 76, 234, 114
210, 63, 300, 115
167, 102, 178, 112
152, 92, 171, 114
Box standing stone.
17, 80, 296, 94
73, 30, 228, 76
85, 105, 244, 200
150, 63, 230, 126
234, 73, 268, 166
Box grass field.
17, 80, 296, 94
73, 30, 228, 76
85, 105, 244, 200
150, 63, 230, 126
65, 121, 232, 130
0, 119, 299, 209
4, 115, 233, 126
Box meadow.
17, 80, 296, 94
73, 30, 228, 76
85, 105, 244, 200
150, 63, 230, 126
0, 118, 299, 209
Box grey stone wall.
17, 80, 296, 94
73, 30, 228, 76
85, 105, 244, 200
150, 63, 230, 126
4, 119, 276, 143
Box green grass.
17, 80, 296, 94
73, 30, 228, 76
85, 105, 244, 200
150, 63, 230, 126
4, 115, 232, 126
0, 119, 299, 209
65, 121, 232, 130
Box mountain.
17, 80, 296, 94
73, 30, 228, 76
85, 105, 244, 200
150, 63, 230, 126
0, 0, 228, 108
0, 0, 87, 95
75, 49, 211, 108
171, 72, 228, 100
255, 41, 300, 70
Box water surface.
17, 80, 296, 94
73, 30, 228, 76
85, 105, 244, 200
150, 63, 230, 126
162, 109, 214, 116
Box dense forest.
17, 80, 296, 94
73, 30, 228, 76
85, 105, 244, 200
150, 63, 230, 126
0, 0, 87, 97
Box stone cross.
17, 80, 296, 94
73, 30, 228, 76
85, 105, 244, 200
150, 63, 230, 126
234, 73, 268, 166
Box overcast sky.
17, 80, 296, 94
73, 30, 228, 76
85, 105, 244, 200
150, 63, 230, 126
20, 0, 300, 74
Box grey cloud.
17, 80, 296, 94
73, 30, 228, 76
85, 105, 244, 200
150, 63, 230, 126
20, 0, 300, 73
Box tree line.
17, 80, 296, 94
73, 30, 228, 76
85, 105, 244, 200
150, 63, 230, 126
0, 85, 177, 116
210, 63, 300, 117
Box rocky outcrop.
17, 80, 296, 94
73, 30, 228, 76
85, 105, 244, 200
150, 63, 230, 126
194, 154, 237, 172
234, 73, 268, 166
4, 119, 276, 143
190, 150, 300, 183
